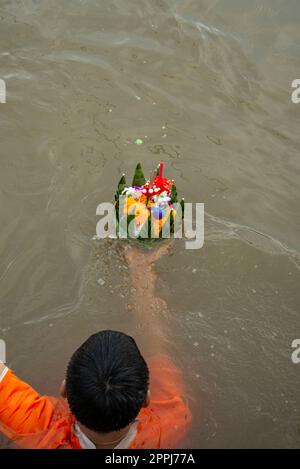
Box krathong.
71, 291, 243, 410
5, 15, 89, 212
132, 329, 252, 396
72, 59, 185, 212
114, 161, 184, 241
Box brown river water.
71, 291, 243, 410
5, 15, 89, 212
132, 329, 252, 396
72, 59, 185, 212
0, 0, 300, 449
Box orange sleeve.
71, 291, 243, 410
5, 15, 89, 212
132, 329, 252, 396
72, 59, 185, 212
147, 355, 192, 448
0, 369, 55, 439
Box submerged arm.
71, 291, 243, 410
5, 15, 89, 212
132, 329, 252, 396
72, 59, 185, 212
123, 242, 172, 357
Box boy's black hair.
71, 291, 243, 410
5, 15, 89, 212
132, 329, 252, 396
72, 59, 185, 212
66, 330, 149, 433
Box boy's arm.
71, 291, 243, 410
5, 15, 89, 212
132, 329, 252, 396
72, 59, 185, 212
123, 243, 171, 357
123, 245, 192, 447
0, 361, 55, 437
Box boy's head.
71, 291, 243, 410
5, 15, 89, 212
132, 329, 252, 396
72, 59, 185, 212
65, 330, 149, 434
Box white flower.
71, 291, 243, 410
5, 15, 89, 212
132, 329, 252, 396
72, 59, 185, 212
122, 187, 142, 199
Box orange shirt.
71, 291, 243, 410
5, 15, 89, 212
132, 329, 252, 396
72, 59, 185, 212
0, 355, 192, 449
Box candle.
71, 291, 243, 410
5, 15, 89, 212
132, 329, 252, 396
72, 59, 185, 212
159, 160, 164, 178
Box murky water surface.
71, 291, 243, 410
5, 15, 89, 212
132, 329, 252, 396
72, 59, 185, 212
0, 0, 300, 448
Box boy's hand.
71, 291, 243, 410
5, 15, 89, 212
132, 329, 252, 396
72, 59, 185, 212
122, 240, 173, 270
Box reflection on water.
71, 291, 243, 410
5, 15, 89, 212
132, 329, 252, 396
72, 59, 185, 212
0, 0, 300, 448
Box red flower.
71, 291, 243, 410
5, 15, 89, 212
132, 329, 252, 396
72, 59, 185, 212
152, 175, 173, 195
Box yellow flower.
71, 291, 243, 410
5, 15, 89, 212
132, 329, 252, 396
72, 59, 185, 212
134, 202, 149, 226
124, 197, 149, 227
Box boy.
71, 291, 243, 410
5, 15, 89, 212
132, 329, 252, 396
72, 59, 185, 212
0, 244, 191, 449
